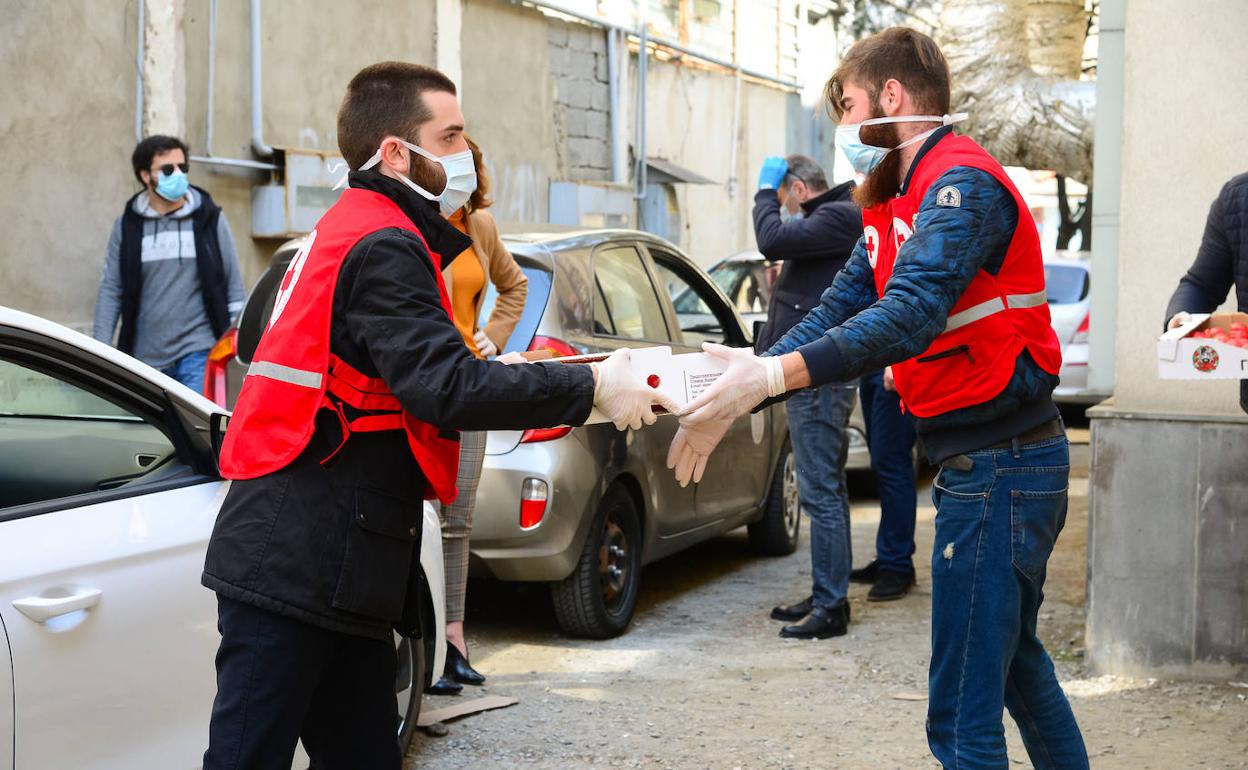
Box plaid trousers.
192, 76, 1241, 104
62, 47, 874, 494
439, 430, 486, 622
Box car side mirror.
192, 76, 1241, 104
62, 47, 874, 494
210, 412, 230, 470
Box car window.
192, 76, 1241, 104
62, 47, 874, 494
710, 261, 773, 316
653, 259, 736, 348
476, 266, 554, 354
0, 359, 180, 509
1044, 264, 1090, 304
593, 245, 670, 341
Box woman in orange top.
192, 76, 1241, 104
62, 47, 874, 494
427, 136, 529, 695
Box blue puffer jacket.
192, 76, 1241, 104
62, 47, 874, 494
764, 129, 1059, 462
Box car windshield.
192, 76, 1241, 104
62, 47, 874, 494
477, 265, 554, 353
1045, 264, 1089, 304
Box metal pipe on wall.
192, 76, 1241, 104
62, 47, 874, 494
633, 16, 648, 201
205, 0, 216, 155
134, 0, 144, 141
250, 0, 274, 159
607, 28, 624, 184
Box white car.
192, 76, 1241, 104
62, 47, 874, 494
1044, 253, 1108, 405
0, 306, 444, 769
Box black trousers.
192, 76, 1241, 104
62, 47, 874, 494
203, 596, 402, 770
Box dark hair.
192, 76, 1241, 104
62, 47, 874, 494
783, 154, 829, 193
131, 135, 189, 184
337, 62, 458, 170
825, 27, 950, 120
464, 134, 493, 213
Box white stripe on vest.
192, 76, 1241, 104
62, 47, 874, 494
246, 360, 323, 389
942, 290, 1047, 333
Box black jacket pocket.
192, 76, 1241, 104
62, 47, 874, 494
331, 486, 422, 621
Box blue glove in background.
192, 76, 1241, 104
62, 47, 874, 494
757, 156, 788, 191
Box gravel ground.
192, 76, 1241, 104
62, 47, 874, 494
406, 437, 1248, 769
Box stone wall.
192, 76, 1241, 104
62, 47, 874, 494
547, 20, 612, 182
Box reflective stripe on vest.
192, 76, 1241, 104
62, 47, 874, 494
246, 360, 323, 389
942, 290, 1048, 333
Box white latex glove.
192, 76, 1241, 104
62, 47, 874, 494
678, 343, 786, 427
883, 366, 896, 392
666, 419, 733, 487
496, 351, 528, 365
591, 348, 681, 431
1167, 311, 1194, 331
474, 329, 499, 358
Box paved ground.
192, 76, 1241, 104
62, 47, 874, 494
407, 431, 1248, 769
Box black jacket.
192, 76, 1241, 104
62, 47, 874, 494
202, 171, 597, 640
1165, 172, 1248, 413
117, 185, 230, 355
752, 181, 862, 352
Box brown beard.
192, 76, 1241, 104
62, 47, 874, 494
407, 151, 448, 196
852, 118, 903, 210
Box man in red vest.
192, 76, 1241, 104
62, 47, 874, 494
667, 28, 1088, 770
201, 62, 675, 770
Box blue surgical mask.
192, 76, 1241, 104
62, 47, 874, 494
154, 169, 189, 202
780, 207, 804, 224
835, 113, 967, 175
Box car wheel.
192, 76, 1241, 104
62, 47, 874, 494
550, 486, 642, 639
395, 632, 427, 756
748, 440, 801, 556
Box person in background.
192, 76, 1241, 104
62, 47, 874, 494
94, 135, 245, 393
426, 135, 529, 695
849, 364, 920, 602
1165, 171, 1248, 414
749, 154, 862, 640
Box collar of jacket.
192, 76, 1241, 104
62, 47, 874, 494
346, 170, 472, 266
897, 125, 954, 197
800, 179, 857, 215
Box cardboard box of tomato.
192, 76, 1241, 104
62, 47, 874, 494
1157, 312, 1248, 380
521, 345, 728, 424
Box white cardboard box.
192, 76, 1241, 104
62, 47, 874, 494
538, 346, 729, 424
1157, 312, 1248, 380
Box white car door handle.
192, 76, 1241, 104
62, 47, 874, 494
13, 587, 103, 623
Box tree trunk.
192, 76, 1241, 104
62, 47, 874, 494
937, 0, 1094, 184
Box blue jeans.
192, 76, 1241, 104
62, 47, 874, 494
927, 436, 1088, 770
860, 370, 918, 575
161, 349, 209, 395
786, 384, 855, 610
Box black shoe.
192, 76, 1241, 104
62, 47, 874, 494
849, 560, 880, 584
769, 595, 813, 622
446, 641, 486, 686
868, 569, 916, 602
780, 603, 849, 639
425, 676, 462, 696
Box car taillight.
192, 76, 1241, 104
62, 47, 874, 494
519, 478, 548, 529
1072, 314, 1089, 345
204, 328, 238, 408
519, 335, 579, 443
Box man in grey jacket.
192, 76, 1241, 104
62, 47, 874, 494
94, 135, 245, 393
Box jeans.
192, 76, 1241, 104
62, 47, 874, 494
204, 597, 401, 770
786, 383, 855, 610
859, 369, 918, 575
160, 349, 209, 394
927, 436, 1088, 770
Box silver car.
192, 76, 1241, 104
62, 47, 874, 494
471, 231, 796, 638
1045, 252, 1108, 405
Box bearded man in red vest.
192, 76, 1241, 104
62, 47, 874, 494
200, 62, 675, 770
665, 28, 1088, 770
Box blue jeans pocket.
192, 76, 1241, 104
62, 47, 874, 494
1010, 486, 1068, 585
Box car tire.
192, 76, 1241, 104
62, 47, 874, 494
395, 633, 427, 757
748, 440, 801, 556
550, 485, 642, 639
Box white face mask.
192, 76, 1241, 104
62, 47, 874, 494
359, 139, 478, 217
835, 113, 967, 175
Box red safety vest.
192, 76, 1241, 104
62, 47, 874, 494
219, 188, 460, 504
863, 134, 1062, 418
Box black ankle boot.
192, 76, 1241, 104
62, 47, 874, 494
779, 602, 849, 639
446, 641, 486, 686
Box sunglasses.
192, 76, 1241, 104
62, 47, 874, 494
153, 162, 189, 176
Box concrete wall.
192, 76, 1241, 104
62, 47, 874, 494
1113, 0, 1248, 415
0, 0, 140, 331
459, 0, 562, 225
182, 0, 437, 288
1087, 0, 1248, 679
